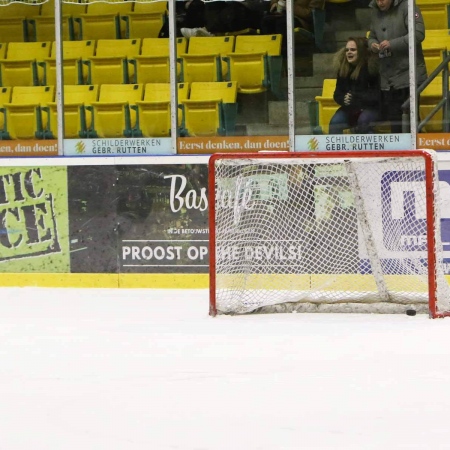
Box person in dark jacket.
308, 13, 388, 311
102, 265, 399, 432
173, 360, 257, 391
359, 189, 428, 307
368, 0, 427, 133
179, 0, 263, 38
329, 37, 380, 134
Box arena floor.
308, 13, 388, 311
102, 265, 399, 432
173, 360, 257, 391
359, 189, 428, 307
0, 287, 449, 449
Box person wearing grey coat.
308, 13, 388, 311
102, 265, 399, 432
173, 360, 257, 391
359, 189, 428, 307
368, 0, 427, 133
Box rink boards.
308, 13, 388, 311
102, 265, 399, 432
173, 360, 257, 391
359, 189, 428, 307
0, 153, 450, 288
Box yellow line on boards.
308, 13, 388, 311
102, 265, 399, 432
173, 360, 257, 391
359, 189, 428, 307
1, 273, 450, 290
0, 274, 209, 289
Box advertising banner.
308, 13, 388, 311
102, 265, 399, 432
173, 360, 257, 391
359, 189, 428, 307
118, 163, 209, 273
67, 163, 209, 273
417, 133, 450, 151
0, 140, 58, 157
313, 163, 450, 273
0, 165, 70, 272
177, 136, 290, 154
295, 134, 412, 152
0, 155, 448, 278
64, 138, 173, 156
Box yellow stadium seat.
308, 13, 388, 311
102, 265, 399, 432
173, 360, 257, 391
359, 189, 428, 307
422, 31, 450, 74
0, 85, 54, 139
189, 81, 237, 103
85, 38, 141, 85
39, 0, 56, 16
86, 83, 144, 138
0, 43, 6, 60
0, 1, 41, 17
42, 40, 96, 86
44, 84, 99, 138
312, 78, 338, 134
28, 15, 71, 42
223, 34, 283, 97
0, 86, 12, 131
28, 0, 71, 42
121, 1, 167, 39
180, 81, 238, 136
424, 29, 450, 41
62, 1, 87, 15
180, 98, 222, 136
420, 77, 444, 132
134, 82, 188, 137
419, 3, 450, 30
63, 2, 87, 40
73, 1, 133, 40
423, 46, 447, 75
179, 36, 235, 83
0, 16, 27, 43
131, 37, 186, 84
0, 41, 52, 87
0, 86, 11, 105
423, 29, 450, 43
0, 2, 41, 42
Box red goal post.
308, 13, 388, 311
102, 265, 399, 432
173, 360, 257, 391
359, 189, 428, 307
208, 150, 450, 318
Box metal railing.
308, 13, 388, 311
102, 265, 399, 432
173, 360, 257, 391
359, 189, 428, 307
402, 50, 450, 133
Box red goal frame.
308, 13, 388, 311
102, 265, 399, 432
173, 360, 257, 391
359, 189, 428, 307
208, 150, 447, 318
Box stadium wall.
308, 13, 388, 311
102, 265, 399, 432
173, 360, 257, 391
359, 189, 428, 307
1, 152, 450, 289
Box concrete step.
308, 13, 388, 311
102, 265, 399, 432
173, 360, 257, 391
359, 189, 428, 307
268, 101, 312, 128
335, 29, 369, 48
313, 53, 336, 78
235, 92, 270, 124
281, 78, 322, 92
282, 75, 325, 89
295, 87, 322, 99
246, 124, 289, 135
324, 1, 357, 31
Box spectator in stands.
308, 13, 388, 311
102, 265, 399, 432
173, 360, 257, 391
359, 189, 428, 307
368, 0, 427, 133
329, 37, 380, 134
179, 0, 263, 38
262, 0, 322, 33
260, 0, 325, 51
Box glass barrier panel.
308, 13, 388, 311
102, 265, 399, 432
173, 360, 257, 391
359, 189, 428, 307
294, 0, 416, 152
59, 0, 172, 156
175, 0, 289, 154
416, 2, 450, 151
0, 0, 59, 156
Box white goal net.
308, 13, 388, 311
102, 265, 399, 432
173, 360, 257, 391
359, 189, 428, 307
209, 150, 450, 318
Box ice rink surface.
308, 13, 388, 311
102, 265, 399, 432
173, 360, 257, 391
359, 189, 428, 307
1, 287, 450, 450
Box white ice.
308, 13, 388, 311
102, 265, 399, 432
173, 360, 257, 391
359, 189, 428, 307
1, 287, 450, 450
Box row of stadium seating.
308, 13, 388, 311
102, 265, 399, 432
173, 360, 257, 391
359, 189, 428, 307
419, 2, 450, 31
0, 81, 238, 140
1, 0, 448, 44
0, 35, 283, 97
0, 0, 167, 42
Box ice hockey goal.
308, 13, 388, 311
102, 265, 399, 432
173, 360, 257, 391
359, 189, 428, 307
209, 150, 450, 318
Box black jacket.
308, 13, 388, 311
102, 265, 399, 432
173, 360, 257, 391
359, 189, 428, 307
333, 63, 380, 111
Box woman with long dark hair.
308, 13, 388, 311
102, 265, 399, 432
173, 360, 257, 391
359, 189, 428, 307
329, 37, 380, 134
